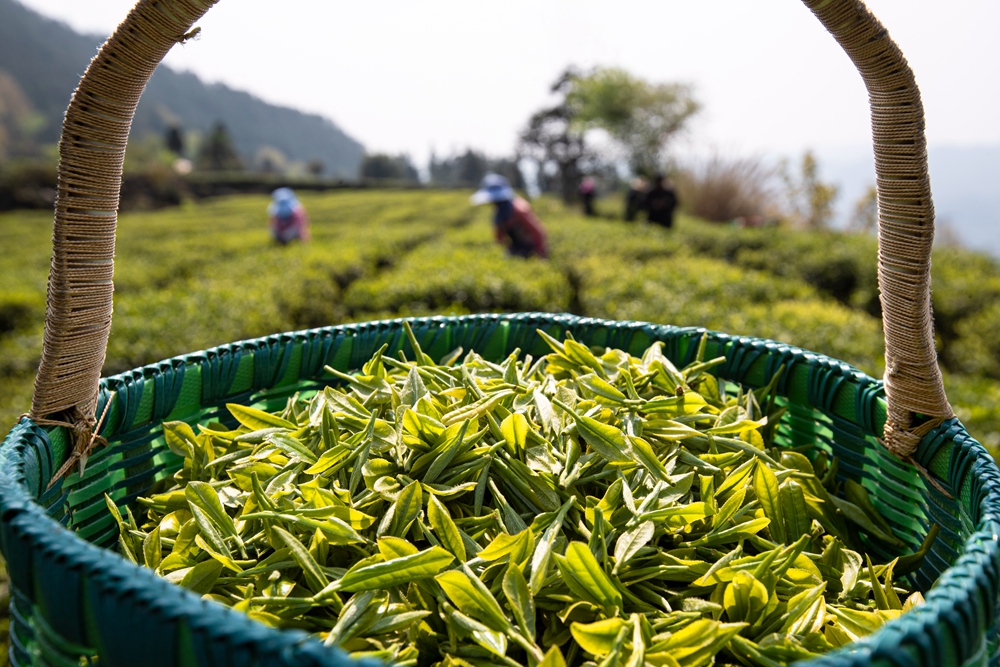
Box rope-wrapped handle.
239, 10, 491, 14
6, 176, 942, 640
30, 0, 953, 458
803, 0, 953, 455
29, 0, 218, 459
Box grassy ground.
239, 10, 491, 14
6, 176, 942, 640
0, 189, 998, 658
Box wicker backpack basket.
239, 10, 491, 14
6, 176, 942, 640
1, 1, 998, 666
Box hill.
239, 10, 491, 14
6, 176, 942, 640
0, 0, 364, 176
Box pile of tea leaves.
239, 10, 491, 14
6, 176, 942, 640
111, 325, 932, 667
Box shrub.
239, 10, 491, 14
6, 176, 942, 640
107, 278, 289, 374
949, 302, 1000, 378
544, 209, 685, 266
0, 373, 34, 432
358, 153, 419, 183
729, 234, 879, 310
0, 158, 57, 211
674, 154, 778, 222
931, 249, 1000, 361
736, 301, 884, 375
780, 151, 839, 229
944, 373, 1000, 455
0, 290, 43, 333
572, 253, 884, 373
343, 238, 572, 316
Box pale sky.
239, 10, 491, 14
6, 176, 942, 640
17, 0, 1000, 166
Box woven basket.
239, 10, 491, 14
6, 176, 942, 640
2, 1, 999, 666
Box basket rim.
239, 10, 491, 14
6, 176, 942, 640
2, 313, 999, 667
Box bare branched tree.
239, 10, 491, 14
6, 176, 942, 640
518, 69, 596, 204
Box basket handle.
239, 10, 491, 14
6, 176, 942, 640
806, 0, 953, 455
29, 0, 218, 431
30, 0, 952, 457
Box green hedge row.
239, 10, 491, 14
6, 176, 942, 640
0, 190, 996, 452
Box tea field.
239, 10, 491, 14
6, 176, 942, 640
0, 189, 997, 454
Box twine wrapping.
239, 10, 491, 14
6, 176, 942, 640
804, 0, 953, 456
31, 394, 114, 488
30, 0, 218, 432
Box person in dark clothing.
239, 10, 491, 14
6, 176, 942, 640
624, 177, 646, 221
579, 177, 597, 217
643, 174, 678, 228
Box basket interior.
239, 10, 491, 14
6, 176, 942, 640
3, 313, 997, 667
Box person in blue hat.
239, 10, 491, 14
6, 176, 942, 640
471, 174, 549, 258
268, 187, 311, 245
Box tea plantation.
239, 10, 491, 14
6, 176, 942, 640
0, 190, 997, 454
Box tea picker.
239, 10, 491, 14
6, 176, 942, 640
471, 173, 549, 259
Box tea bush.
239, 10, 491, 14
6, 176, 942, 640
572, 255, 883, 373
342, 239, 572, 317
0, 189, 995, 452
945, 372, 1000, 450
950, 302, 1000, 379
0, 291, 43, 334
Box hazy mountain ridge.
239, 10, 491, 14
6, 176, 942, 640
0, 0, 364, 176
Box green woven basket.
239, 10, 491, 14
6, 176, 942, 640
2, 1, 998, 666
2, 316, 999, 667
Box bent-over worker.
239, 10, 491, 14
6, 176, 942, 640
471, 174, 549, 259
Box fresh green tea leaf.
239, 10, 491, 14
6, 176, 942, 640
503, 563, 536, 641
554, 542, 622, 612
754, 463, 786, 544
428, 494, 465, 562
613, 521, 654, 574
227, 403, 296, 430
437, 567, 512, 633
335, 546, 454, 592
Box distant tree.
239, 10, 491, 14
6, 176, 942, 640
518, 68, 594, 204
254, 146, 287, 174
519, 66, 694, 202
568, 67, 699, 176
430, 149, 525, 189
196, 122, 243, 171
428, 152, 449, 184
0, 70, 43, 159
456, 150, 489, 186
782, 151, 838, 229
123, 134, 176, 175
307, 159, 325, 176
360, 153, 419, 182
164, 124, 184, 156
849, 185, 878, 233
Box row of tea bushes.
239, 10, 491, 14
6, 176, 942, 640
535, 200, 1000, 385
108, 192, 474, 371
570, 255, 885, 376
341, 221, 571, 318
0, 190, 996, 451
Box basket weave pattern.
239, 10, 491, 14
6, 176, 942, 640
2, 314, 999, 666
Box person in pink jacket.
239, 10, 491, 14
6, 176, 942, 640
268, 188, 311, 245
471, 174, 549, 259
